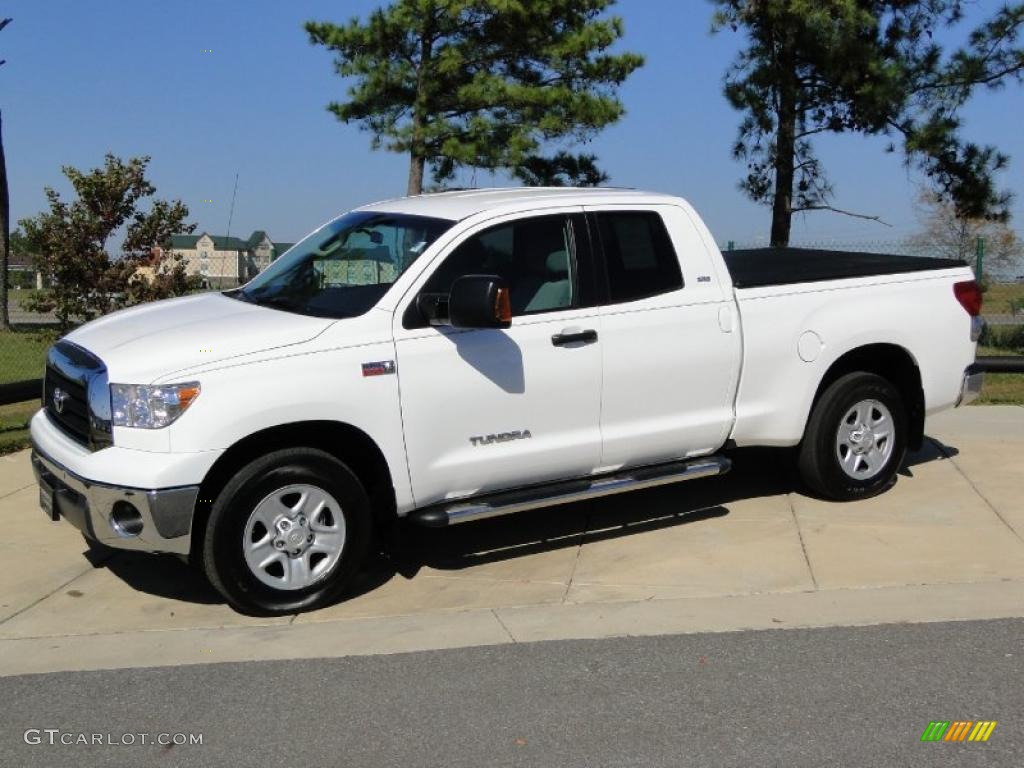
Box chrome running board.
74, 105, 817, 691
408, 456, 731, 528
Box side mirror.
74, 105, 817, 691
448, 275, 512, 329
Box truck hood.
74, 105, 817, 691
65, 293, 334, 382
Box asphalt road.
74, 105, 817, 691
1, 618, 1021, 767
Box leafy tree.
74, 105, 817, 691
306, 0, 642, 194
1, 14, 13, 330
911, 191, 1022, 276
712, 1, 1024, 246
21, 154, 197, 331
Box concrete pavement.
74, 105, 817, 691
1, 405, 1023, 676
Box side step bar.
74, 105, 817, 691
408, 455, 731, 528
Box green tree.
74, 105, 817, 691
1, 14, 13, 330
21, 154, 197, 331
712, 1, 1024, 246
512, 151, 610, 187
306, 0, 642, 195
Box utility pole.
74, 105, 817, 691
975, 236, 985, 281
0, 17, 14, 331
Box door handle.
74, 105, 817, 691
551, 329, 598, 347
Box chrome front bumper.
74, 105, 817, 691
31, 447, 198, 556
957, 364, 985, 407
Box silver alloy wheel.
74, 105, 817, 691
242, 484, 346, 591
834, 398, 895, 480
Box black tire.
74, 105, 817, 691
202, 447, 372, 616
797, 372, 908, 501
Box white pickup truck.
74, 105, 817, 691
31, 188, 984, 614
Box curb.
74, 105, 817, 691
3, 579, 1022, 677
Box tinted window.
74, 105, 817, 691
596, 212, 683, 303
421, 215, 577, 318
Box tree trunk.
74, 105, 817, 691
406, 21, 433, 197
770, 52, 798, 248
0, 109, 10, 330
407, 153, 425, 196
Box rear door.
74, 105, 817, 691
585, 205, 741, 470
393, 209, 604, 507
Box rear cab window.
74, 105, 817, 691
593, 211, 683, 304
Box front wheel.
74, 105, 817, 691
797, 372, 908, 501
202, 447, 372, 615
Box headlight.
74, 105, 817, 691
110, 382, 201, 429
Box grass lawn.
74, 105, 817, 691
0, 328, 57, 384
0, 316, 1017, 458
984, 282, 1024, 316
0, 356, 1018, 456
0, 400, 37, 456
0, 327, 54, 454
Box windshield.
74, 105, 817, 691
229, 211, 454, 318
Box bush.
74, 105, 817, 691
1008, 325, 1024, 351
980, 323, 1024, 352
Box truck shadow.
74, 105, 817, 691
352, 437, 958, 598
87, 438, 958, 609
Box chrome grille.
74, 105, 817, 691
43, 341, 112, 450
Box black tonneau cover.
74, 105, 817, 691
722, 247, 965, 289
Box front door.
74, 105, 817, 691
394, 211, 603, 507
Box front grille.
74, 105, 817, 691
44, 364, 90, 445
43, 341, 110, 450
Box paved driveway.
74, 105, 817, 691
1, 406, 1023, 675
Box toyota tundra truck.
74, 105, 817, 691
30, 188, 985, 614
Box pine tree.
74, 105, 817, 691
713, 1, 1024, 246
306, 0, 642, 194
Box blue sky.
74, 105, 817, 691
3, 0, 1022, 247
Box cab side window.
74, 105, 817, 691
596, 211, 683, 303
421, 215, 577, 318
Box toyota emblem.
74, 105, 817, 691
52, 387, 68, 414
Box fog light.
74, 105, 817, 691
110, 501, 143, 537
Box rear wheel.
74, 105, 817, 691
202, 447, 372, 615
797, 372, 907, 501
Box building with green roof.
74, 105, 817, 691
165, 231, 294, 288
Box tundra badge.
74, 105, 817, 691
469, 430, 532, 447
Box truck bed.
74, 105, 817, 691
722, 248, 965, 289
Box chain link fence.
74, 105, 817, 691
4, 239, 1023, 399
